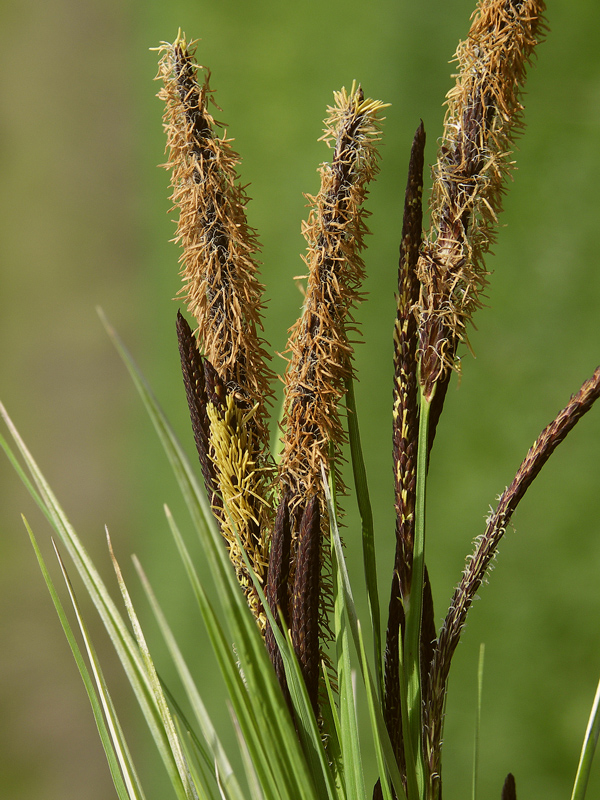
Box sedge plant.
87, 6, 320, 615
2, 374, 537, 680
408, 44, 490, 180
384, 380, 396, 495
2, 1, 600, 799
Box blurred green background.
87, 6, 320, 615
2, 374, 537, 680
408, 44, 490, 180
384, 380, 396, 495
1, 0, 600, 798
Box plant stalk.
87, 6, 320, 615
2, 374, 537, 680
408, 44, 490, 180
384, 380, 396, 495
403, 386, 432, 795
345, 375, 383, 700
571, 672, 600, 800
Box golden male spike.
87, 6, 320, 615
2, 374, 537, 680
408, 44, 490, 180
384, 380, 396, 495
278, 83, 387, 652
417, 0, 547, 397
156, 32, 275, 448
279, 84, 386, 513
206, 392, 272, 629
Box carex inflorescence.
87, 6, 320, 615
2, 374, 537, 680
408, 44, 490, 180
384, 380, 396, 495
157, 4, 600, 797
158, 32, 385, 713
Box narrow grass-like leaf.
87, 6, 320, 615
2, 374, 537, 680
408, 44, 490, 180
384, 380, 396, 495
132, 547, 245, 800
107, 533, 198, 800
356, 622, 392, 800
571, 672, 600, 800
229, 704, 266, 800
335, 565, 365, 800
24, 519, 142, 800
54, 541, 149, 800
345, 375, 382, 700
173, 717, 219, 800
402, 389, 431, 794
159, 681, 217, 791
472, 643, 485, 800
321, 662, 345, 798
397, 635, 418, 800
280, 628, 339, 800
0, 404, 188, 792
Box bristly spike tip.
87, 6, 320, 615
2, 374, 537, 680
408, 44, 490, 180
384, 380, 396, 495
157, 33, 275, 448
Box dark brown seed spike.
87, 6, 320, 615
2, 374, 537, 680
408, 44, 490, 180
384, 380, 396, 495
176, 311, 220, 512
381, 567, 407, 783
392, 120, 426, 598
420, 564, 436, 704
382, 122, 428, 786
291, 495, 321, 715
399, 120, 425, 282
265, 495, 292, 696
501, 773, 517, 800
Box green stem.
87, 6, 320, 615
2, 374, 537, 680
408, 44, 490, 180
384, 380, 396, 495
345, 375, 383, 700
403, 387, 432, 797
472, 643, 485, 800
398, 633, 420, 800
571, 672, 600, 800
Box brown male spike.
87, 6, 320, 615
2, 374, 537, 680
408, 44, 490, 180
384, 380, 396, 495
157, 33, 275, 447
279, 84, 386, 511
279, 84, 386, 654
417, 0, 547, 397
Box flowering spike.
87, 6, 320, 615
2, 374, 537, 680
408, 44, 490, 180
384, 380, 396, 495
382, 122, 426, 780
417, 0, 547, 394
278, 82, 387, 653
425, 364, 600, 791
265, 495, 292, 696
178, 311, 272, 627
176, 311, 221, 515
291, 496, 321, 715
157, 33, 275, 447
392, 121, 425, 602
279, 83, 387, 511
159, 36, 279, 630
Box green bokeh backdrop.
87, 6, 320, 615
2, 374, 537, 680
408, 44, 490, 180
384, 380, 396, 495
1, 1, 600, 798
